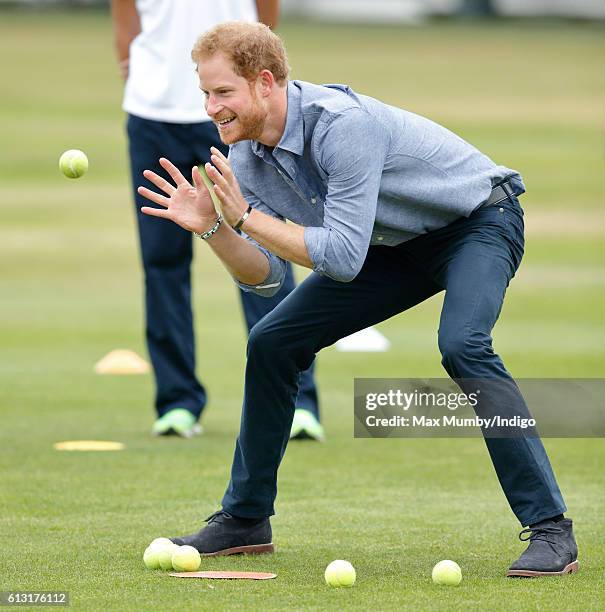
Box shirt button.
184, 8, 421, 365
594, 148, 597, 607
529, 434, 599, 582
377, 236, 384, 241
310, 198, 317, 204
499, 207, 504, 213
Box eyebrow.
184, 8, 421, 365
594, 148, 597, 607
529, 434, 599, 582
199, 86, 233, 94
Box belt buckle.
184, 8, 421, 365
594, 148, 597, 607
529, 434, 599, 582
500, 181, 513, 199
489, 181, 513, 208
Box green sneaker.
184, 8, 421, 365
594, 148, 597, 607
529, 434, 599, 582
152, 408, 203, 438
290, 409, 325, 442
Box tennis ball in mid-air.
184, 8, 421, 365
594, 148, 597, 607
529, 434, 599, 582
432, 560, 462, 586
324, 560, 356, 587
171, 545, 201, 572
143, 546, 162, 570
59, 149, 88, 179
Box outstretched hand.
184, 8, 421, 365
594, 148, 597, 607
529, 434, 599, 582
138, 157, 218, 235
204, 147, 249, 227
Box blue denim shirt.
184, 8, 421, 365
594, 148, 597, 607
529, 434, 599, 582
229, 80, 523, 296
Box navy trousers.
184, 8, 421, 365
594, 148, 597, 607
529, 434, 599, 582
222, 190, 567, 527
127, 115, 319, 420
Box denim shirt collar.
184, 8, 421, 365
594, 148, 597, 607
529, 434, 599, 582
251, 81, 303, 159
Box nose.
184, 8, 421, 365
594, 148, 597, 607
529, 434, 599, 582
205, 94, 222, 119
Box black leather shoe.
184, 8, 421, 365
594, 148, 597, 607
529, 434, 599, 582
507, 518, 579, 577
170, 511, 274, 556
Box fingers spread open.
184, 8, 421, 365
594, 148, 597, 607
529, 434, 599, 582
210, 146, 228, 162
191, 165, 203, 190
137, 185, 170, 208
159, 157, 188, 186
213, 184, 226, 201
210, 153, 233, 180
141, 206, 170, 219
199, 164, 223, 207
143, 169, 176, 195
206, 163, 228, 190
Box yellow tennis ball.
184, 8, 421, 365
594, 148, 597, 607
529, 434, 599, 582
143, 546, 161, 570
148, 537, 173, 549
158, 543, 179, 570
59, 149, 88, 179
143, 538, 177, 570
171, 545, 201, 572
324, 560, 356, 587
432, 560, 462, 586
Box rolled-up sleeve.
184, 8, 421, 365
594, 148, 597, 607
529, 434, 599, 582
304, 108, 389, 282
235, 189, 288, 297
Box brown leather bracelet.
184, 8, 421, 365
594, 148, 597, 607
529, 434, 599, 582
232, 205, 253, 231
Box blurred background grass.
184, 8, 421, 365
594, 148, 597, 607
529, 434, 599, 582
0, 9, 604, 611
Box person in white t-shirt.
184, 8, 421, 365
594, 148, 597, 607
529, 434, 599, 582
110, 0, 323, 440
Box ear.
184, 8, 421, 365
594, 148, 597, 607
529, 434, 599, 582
257, 69, 275, 98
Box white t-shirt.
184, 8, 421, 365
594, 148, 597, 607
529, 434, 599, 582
123, 0, 258, 123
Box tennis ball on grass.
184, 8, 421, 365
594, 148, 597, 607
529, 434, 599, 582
172, 545, 201, 572
324, 560, 356, 587
143, 538, 177, 570
432, 560, 462, 586
143, 546, 162, 570
148, 537, 173, 549
59, 149, 88, 178
158, 543, 179, 570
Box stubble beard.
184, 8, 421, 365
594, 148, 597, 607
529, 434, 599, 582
218, 91, 267, 145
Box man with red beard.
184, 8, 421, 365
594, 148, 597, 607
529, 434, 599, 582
138, 22, 578, 577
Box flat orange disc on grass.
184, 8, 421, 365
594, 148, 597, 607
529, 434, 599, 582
169, 571, 276, 580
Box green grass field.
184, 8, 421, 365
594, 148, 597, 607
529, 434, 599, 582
1, 10, 604, 611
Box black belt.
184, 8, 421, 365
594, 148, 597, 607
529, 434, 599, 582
481, 180, 515, 209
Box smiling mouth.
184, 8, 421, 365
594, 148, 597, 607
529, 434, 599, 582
217, 116, 236, 129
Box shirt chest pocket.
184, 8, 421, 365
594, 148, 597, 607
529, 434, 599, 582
299, 168, 327, 207
275, 166, 326, 207
256, 175, 323, 226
